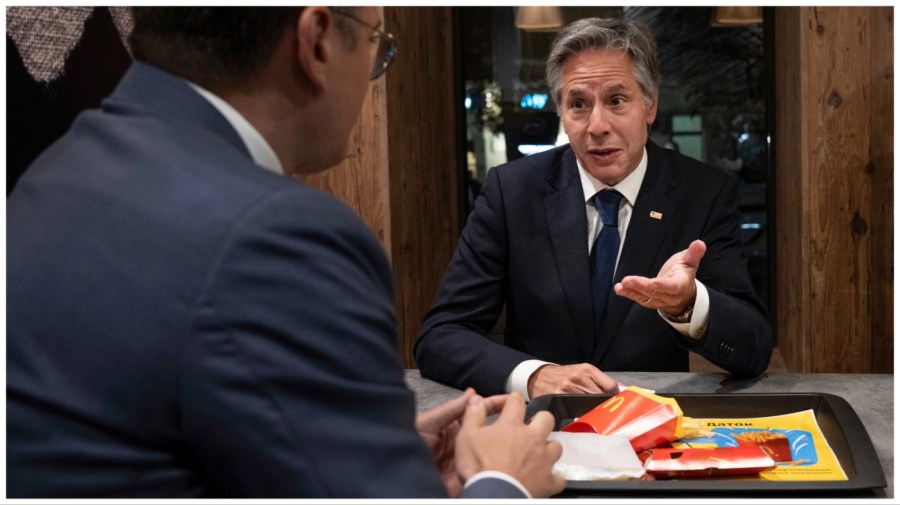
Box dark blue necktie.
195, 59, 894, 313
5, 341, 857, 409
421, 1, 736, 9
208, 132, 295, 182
590, 189, 624, 329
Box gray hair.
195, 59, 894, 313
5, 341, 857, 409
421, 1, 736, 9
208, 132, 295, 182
546, 17, 661, 112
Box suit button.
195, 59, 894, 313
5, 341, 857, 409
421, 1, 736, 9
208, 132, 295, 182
717, 342, 734, 357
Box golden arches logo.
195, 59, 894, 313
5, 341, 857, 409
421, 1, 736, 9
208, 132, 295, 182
600, 395, 625, 413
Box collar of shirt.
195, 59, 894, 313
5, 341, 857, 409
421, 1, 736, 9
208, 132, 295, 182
185, 81, 284, 176
577, 147, 648, 253
576, 147, 648, 207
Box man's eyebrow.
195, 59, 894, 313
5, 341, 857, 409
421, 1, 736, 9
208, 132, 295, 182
565, 83, 632, 98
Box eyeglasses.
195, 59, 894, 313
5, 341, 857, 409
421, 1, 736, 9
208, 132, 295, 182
333, 10, 397, 80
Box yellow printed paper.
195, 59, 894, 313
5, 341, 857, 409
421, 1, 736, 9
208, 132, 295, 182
624, 387, 690, 439
671, 409, 846, 481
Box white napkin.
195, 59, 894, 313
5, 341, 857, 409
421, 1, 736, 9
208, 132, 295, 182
548, 432, 646, 480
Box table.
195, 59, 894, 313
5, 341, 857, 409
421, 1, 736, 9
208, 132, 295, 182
405, 370, 893, 498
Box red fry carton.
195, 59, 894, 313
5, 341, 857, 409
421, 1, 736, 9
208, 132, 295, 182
642, 446, 777, 478
562, 386, 687, 452
734, 431, 793, 462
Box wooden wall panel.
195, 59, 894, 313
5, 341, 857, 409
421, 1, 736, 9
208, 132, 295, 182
807, 6, 872, 371
775, 7, 893, 372
774, 7, 810, 372
867, 7, 894, 373
384, 7, 460, 368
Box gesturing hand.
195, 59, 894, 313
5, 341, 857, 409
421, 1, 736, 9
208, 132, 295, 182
615, 239, 706, 316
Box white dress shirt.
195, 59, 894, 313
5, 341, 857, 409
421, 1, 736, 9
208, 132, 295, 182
186, 81, 284, 176
507, 148, 711, 400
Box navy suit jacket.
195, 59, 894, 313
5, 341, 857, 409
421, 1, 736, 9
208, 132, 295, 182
415, 143, 773, 395
7, 62, 524, 499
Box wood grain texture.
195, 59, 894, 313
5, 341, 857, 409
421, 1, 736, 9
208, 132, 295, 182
866, 7, 893, 373
775, 7, 893, 372
774, 7, 809, 373
384, 7, 460, 368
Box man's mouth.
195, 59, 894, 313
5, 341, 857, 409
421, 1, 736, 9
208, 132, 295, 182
588, 147, 621, 160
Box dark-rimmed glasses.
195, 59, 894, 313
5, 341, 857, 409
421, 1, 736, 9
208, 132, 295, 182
333, 10, 397, 80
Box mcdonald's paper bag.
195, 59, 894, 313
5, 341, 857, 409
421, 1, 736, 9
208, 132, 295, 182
562, 386, 687, 452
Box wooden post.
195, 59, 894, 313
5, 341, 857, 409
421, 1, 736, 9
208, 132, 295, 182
384, 7, 460, 368
774, 7, 893, 372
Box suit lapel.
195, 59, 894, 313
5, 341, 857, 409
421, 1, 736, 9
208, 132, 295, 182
593, 143, 678, 363
544, 149, 595, 361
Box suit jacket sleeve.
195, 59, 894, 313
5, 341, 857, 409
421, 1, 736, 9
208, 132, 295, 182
416, 145, 773, 390
681, 176, 773, 376
181, 188, 453, 497
461, 476, 528, 498
416, 167, 537, 395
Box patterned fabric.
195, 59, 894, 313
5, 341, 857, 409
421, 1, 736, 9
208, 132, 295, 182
590, 189, 624, 331
6, 6, 132, 83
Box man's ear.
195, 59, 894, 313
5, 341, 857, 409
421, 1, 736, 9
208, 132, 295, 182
296, 7, 333, 95
645, 93, 659, 125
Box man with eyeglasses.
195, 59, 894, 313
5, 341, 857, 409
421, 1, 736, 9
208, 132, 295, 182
7, 7, 563, 498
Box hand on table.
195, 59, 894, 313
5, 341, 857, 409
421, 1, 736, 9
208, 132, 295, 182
527, 363, 619, 399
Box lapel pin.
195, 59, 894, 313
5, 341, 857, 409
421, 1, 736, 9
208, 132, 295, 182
650, 211, 663, 220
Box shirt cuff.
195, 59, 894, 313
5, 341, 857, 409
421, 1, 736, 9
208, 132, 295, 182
658, 279, 710, 339
464, 470, 532, 499
506, 359, 555, 402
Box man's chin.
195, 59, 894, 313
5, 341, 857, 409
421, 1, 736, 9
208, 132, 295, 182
290, 148, 351, 177
583, 164, 632, 187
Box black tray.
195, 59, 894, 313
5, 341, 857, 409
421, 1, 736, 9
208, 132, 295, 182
526, 393, 886, 496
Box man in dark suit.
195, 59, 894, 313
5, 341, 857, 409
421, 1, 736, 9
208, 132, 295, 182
415, 17, 773, 400
7, 7, 564, 498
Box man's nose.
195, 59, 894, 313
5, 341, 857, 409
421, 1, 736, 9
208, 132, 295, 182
587, 105, 610, 136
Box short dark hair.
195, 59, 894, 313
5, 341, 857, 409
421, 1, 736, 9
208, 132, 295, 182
129, 7, 359, 90
546, 17, 660, 112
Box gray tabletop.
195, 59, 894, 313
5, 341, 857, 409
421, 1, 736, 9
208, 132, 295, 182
405, 370, 893, 498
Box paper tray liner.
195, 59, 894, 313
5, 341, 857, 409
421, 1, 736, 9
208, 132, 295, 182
526, 393, 886, 494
